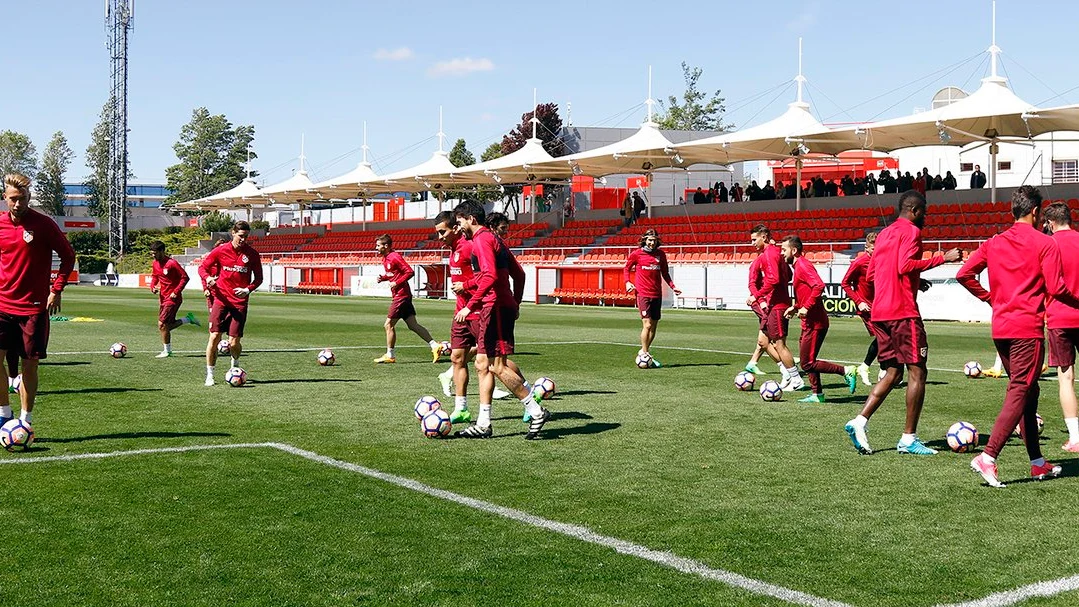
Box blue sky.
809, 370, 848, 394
4, 0, 1078, 187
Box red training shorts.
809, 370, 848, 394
761, 305, 790, 342
476, 305, 516, 357
159, 296, 182, 326
450, 318, 477, 351
637, 295, 662, 320
210, 300, 248, 338
387, 297, 417, 320
0, 310, 50, 360
873, 318, 928, 366
1047, 327, 1079, 368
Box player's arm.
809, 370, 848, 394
175, 261, 191, 295
757, 252, 777, 303
840, 259, 864, 304
198, 247, 220, 288
956, 244, 990, 302
395, 256, 415, 289
659, 252, 680, 294
1040, 242, 1079, 307
48, 224, 77, 313
465, 238, 497, 310
509, 252, 526, 304
803, 263, 826, 310
247, 250, 264, 291
150, 266, 160, 293
899, 234, 961, 274
623, 250, 638, 292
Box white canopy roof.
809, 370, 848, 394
357, 150, 459, 195
302, 161, 380, 201
171, 177, 265, 210
528, 121, 683, 177
409, 137, 573, 188
259, 167, 317, 203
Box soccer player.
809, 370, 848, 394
841, 232, 879, 385
749, 225, 804, 390
745, 235, 783, 376
1044, 201, 1079, 451
624, 229, 681, 367
204, 237, 229, 312
844, 191, 960, 456
0, 173, 76, 427
372, 234, 443, 364
199, 220, 263, 386
452, 200, 549, 439
782, 236, 857, 403
958, 186, 1072, 487
149, 240, 199, 358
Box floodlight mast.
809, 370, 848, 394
106, 0, 134, 257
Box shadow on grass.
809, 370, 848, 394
492, 411, 594, 423
39, 431, 232, 444
1004, 457, 1079, 486
555, 389, 616, 397
472, 421, 621, 441
40, 387, 162, 395
661, 362, 729, 369
252, 378, 358, 385
40, 361, 91, 366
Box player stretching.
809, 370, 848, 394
624, 229, 681, 368
149, 240, 199, 358
373, 234, 442, 364
750, 225, 804, 390
841, 232, 879, 386
0, 173, 76, 427
745, 234, 783, 375
452, 200, 549, 439
959, 186, 1073, 486
1044, 202, 1079, 452
199, 221, 262, 386
782, 236, 857, 402
844, 191, 960, 455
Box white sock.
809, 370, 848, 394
206, 365, 215, 377
523, 395, 543, 418
453, 396, 467, 412
164, 343, 173, 353
1066, 417, 1079, 442
387, 348, 396, 358
982, 453, 996, 463
443, 365, 453, 376
478, 404, 492, 428
780, 366, 790, 380
231, 357, 239, 368
899, 433, 916, 445
429, 340, 440, 349
993, 354, 1003, 369
20, 411, 31, 424
0, 405, 11, 418
522, 380, 531, 392
786, 365, 801, 378
1031, 457, 1046, 467
851, 415, 868, 428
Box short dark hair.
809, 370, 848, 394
454, 200, 486, 226
898, 190, 926, 214
486, 212, 509, 229
1011, 185, 1043, 220
782, 234, 803, 254
1043, 201, 1072, 227
377, 234, 392, 246
433, 211, 456, 226
750, 224, 770, 238
232, 220, 251, 232
149, 240, 166, 254
639, 228, 662, 249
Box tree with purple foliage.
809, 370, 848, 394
500, 103, 566, 157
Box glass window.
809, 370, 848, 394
997, 161, 1011, 171
959, 162, 974, 172
1053, 160, 1079, 184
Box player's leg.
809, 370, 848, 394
457, 309, 495, 438
1014, 339, 1060, 479
224, 306, 245, 368
18, 357, 38, 422
17, 312, 50, 424
1049, 329, 1079, 450
375, 316, 399, 363
857, 319, 878, 386
6, 347, 18, 395
985, 352, 1005, 378
0, 347, 11, 424
402, 313, 441, 362
895, 318, 934, 455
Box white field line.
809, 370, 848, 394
3, 441, 1075, 607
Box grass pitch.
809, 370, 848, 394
1, 288, 1077, 607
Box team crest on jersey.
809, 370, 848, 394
453, 252, 460, 262
920, 347, 928, 357
22, 230, 33, 243
241, 254, 249, 263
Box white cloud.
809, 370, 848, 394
427, 57, 495, 77
785, 2, 818, 31
373, 47, 414, 61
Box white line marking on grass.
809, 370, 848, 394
0, 442, 276, 465
934, 575, 1079, 607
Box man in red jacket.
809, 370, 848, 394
624, 229, 681, 368
372, 234, 442, 364
149, 240, 199, 358
1043, 201, 1079, 452
198, 221, 262, 386
840, 232, 879, 386
959, 186, 1074, 487
0, 173, 76, 427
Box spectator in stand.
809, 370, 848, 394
705, 187, 715, 204
865, 172, 878, 195
879, 170, 898, 194
746, 180, 762, 201
812, 177, 826, 198
943, 171, 958, 190
632, 192, 647, 219
826, 179, 839, 197
897, 171, 913, 192
692, 187, 707, 204
840, 175, 854, 196
718, 181, 729, 203
762, 180, 776, 200
971, 164, 987, 189
854, 177, 866, 196
621, 193, 634, 227
732, 182, 744, 202
786, 182, 797, 199
913, 171, 927, 196
931, 174, 944, 191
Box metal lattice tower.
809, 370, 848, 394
106, 0, 134, 257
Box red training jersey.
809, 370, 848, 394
0, 208, 76, 315
466, 227, 524, 310
379, 251, 414, 301
1047, 229, 1079, 329
756, 244, 792, 308
448, 237, 477, 317
957, 222, 1074, 339
791, 256, 829, 328
151, 257, 190, 302
198, 242, 263, 308
747, 253, 765, 299
869, 217, 944, 322
623, 248, 675, 299
840, 253, 873, 308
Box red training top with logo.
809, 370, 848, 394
449, 237, 477, 317
152, 257, 190, 302
1047, 229, 1079, 329
791, 256, 829, 328
0, 208, 76, 315
380, 251, 414, 301
957, 222, 1074, 339
756, 244, 792, 308
198, 243, 263, 308
747, 253, 765, 299
466, 227, 524, 310
868, 217, 944, 322
623, 248, 675, 299
840, 253, 873, 308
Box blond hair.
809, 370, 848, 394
3, 173, 31, 197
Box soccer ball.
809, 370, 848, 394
0, 418, 34, 452
1014, 413, 1045, 437
734, 371, 756, 391
532, 377, 556, 400
946, 421, 979, 453
317, 348, 335, 366
964, 361, 982, 378
420, 409, 452, 438
759, 380, 783, 402
439, 340, 452, 355
109, 342, 127, 358
635, 352, 653, 369
414, 395, 442, 420
224, 367, 247, 387
8, 374, 21, 394
217, 340, 231, 356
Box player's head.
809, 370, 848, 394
781, 235, 803, 263
1011, 185, 1042, 222
1043, 201, 1071, 233
897, 190, 928, 227
486, 212, 510, 237
230, 220, 251, 248
864, 231, 878, 255
453, 200, 486, 237
375, 234, 393, 255
750, 224, 771, 250
640, 229, 660, 251
149, 240, 168, 262
433, 211, 460, 246
3, 173, 32, 220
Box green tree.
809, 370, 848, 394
448, 138, 475, 168
654, 62, 731, 132
35, 131, 73, 216
83, 100, 112, 220
481, 142, 503, 162
165, 108, 256, 205
200, 210, 235, 232
0, 130, 38, 178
